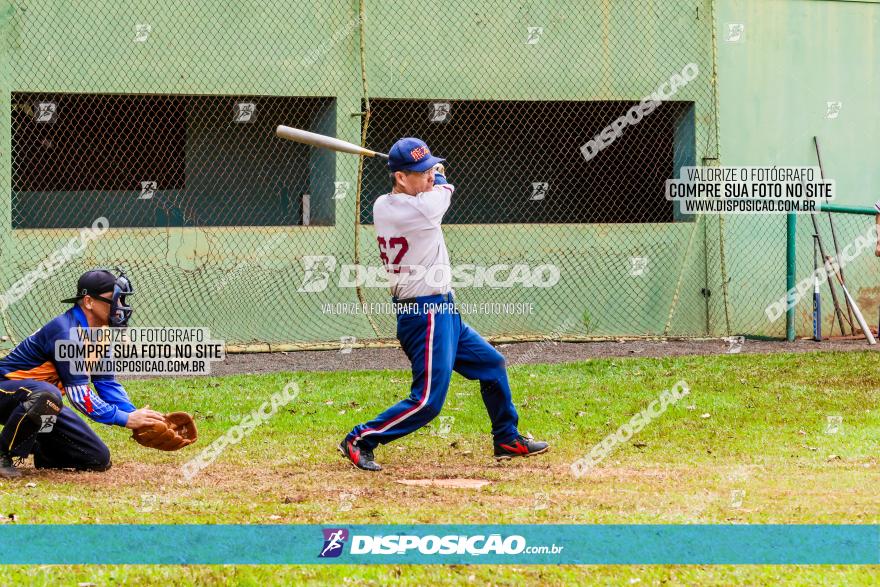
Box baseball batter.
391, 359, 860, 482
339, 137, 549, 471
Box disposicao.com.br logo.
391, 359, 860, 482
318, 528, 563, 558
318, 528, 349, 558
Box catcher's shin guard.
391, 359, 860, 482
0, 382, 63, 456
23, 389, 63, 425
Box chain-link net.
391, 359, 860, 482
721, 212, 880, 339
799, 213, 880, 339
357, 1, 720, 342
2, 0, 367, 350
1, 0, 874, 351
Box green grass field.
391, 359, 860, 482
1, 350, 878, 585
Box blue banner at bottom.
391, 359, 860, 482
0, 525, 876, 564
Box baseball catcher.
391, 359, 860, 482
0, 269, 196, 478
339, 138, 549, 471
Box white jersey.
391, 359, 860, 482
373, 183, 455, 299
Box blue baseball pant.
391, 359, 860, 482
346, 293, 520, 450
0, 379, 111, 470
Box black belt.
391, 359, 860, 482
393, 292, 454, 305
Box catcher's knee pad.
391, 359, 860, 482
22, 387, 63, 425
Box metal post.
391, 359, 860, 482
786, 213, 797, 341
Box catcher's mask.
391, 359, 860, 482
63, 268, 134, 327
102, 269, 134, 328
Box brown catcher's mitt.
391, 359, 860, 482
132, 412, 197, 451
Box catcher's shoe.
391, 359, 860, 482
338, 440, 382, 472
494, 436, 550, 460
0, 451, 22, 479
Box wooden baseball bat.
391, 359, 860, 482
276, 125, 389, 159
825, 255, 876, 344
815, 136, 855, 333
811, 214, 850, 335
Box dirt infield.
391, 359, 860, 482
210, 338, 879, 376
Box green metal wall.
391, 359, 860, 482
716, 0, 880, 337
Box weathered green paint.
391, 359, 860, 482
716, 0, 880, 338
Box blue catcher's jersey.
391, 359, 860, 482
0, 305, 134, 426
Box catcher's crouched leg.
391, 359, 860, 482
33, 407, 111, 471
0, 379, 63, 457
23, 386, 63, 424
